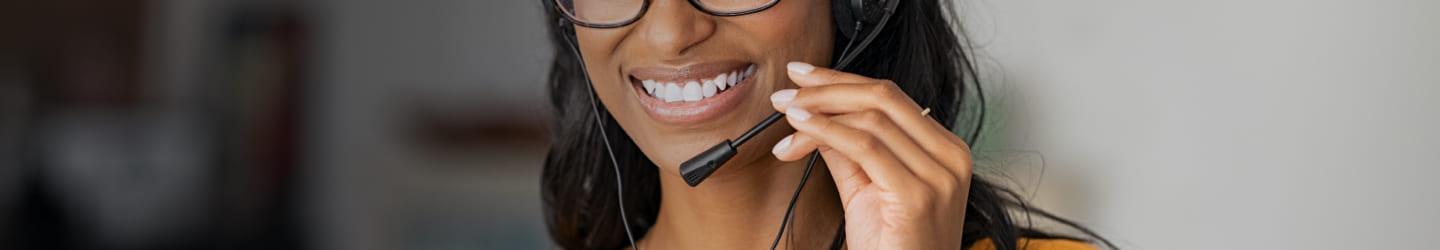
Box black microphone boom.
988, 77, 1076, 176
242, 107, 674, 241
679, 112, 784, 186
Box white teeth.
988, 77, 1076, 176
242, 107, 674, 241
682, 81, 702, 101
663, 83, 682, 102
643, 80, 657, 95
711, 73, 725, 90
702, 80, 717, 97
639, 64, 756, 102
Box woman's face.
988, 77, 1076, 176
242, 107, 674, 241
574, 0, 834, 175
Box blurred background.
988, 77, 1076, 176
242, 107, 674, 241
0, 0, 1435, 250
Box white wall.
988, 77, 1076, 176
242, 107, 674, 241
964, 0, 1440, 249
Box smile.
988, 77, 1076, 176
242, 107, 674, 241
629, 61, 758, 124
640, 64, 754, 102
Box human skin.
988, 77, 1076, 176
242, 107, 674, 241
572, 0, 973, 248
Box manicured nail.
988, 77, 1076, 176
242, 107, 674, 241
787, 62, 815, 75
770, 89, 797, 105
772, 135, 793, 155
786, 107, 811, 121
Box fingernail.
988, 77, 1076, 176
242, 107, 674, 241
787, 62, 815, 75
772, 135, 793, 155
770, 89, 797, 105
786, 107, 811, 121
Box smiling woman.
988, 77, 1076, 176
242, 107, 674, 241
539, 0, 1117, 249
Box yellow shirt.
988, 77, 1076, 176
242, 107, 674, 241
968, 238, 1098, 250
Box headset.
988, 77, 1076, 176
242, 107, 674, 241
553, 0, 901, 249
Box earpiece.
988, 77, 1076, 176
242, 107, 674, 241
833, 0, 891, 39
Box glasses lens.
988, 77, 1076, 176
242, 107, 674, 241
557, 0, 646, 26
695, 0, 777, 13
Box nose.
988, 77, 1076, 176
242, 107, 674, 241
634, 0, 716, 57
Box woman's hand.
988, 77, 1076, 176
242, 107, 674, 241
770, 62, 973, 250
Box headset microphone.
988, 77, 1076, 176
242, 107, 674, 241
679, 112, 783, 185
680, 0, 901, 187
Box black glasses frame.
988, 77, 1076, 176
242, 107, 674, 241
554, 0, 782, 29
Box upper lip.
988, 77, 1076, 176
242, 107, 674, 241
628, 60, 752, 82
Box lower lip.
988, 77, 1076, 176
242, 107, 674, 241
633, 72, 756, 125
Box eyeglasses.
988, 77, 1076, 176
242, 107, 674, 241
554, 0, 781, 28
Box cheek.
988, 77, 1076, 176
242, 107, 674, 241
574, 29, 634, 111
575, 29, 624, 83
739, 0, 835, 66
574, 29, 657, 142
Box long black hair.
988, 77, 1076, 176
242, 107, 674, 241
539, 0, 1117, 249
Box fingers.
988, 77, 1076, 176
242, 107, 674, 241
772, 83, 921, 115
771, 113, 928, 169
776, 110, 954, 190
772, 83, 973, 176
786, 62, 879, 87
778, 107, 917, 191
771, 133, 815, 162
830, 111, 953, 185
774, 135, 870, 204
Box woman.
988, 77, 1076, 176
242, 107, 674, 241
540, 0, 1116, 249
